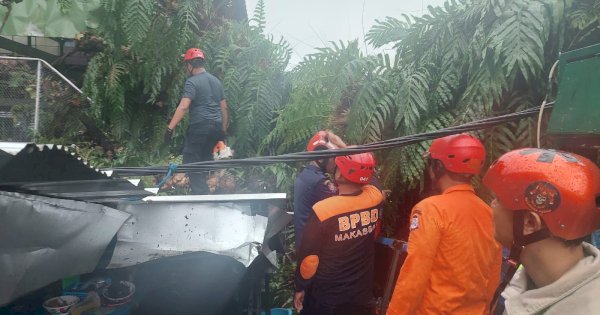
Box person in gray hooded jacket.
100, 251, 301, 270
483, 148, 600, 314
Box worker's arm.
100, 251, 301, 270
326, 130, 347, 148
294, 212, 324, 311
167, 97, 191, 130
387, 203, 443, 315
220, 99, 228, 133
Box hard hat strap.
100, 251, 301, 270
490, 211, 551, 313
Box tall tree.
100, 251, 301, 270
263, 0, 600, 232
82, 0, 290, 161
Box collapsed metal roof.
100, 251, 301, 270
0, 142, 154, 203
0, 142, 291, 308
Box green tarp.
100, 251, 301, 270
0, 0, 101, 38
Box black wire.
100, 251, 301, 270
108, 104, 553, 176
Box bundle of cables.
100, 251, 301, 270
107, 103, 553, 177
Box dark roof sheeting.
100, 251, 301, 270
0, 143, 153, 203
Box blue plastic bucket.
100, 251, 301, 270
261, 308, 293, 315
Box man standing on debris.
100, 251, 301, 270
387, 134, 501, 315
294, 152, 383, 315
483, 148, 600, 314
165, 48, 228, 194
294, 130, 346, 250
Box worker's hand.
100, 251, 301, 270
325, 130, 347, 148
294, 290, 305, 312
163, 127, 174, 144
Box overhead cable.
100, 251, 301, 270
108, 103, 553, 176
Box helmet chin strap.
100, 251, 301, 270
490, 211, 551, 313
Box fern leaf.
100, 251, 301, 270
250, 0, 267, 34
122, 0, 155, 45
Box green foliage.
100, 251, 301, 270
263, 41, 378, 152
82, 0, 290, 164
57, 0, 73, 13
72, 0, 600, 307
366, 16, 409, 48
0, 0, 23, 7
262, 0, 600, 235
198, 20, 291, 157
250, 0, 267, 34
81, 0, 600, 222
269, 226, 296, 309
122, 0, 155, 46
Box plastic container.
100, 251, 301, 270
42, 295, 80, 314
260, 308, 293, 315
101, 281, 135, 306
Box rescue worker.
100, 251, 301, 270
165, 48, 228, 194
388, 133, 502, 315
483, 148, 600, 314
294, 130, 346, 249
294, 152, 383, 315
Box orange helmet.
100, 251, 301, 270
483, 148, 600, 240
306, 131, 336, 151
184, 48, 205, 61
335, 152, 376, 184
426, 133, 485, 174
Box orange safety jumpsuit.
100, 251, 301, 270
387, 184, 501, 315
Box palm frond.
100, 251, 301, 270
366, 17, 410, 48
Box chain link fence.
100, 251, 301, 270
0, 56, 87, 142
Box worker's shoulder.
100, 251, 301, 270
422, 188, 486, 204
297, 165, 327, 181
294, 167, 327, 188
186, 72, 220, 83
204, 71, 223, 83
411, 194, 455, 213
412, 197, 440, 214
313, 185, 383, 221
413, 191, 490, 215
414, 193, 448, 207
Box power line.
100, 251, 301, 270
107, 104, 552, 176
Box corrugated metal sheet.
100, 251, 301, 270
0, 191, 132, 306
0, 142, 153, 202
0, 142, 291, 308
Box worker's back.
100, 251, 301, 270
295, 185, 383, 311
293, 164, 336, 248
388, 184, 501, 315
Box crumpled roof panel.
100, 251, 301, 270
0, 143, 153, 202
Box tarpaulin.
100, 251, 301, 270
0, 0, 101, 37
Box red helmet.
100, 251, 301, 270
307, 131, 336, 151
483, 148, 600, 240
184, 48, 205, 61
335, 152, 376, 184
426, 133, 485, 174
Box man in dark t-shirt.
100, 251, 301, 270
293, 131, 346, 250
166, 48, 228, 194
